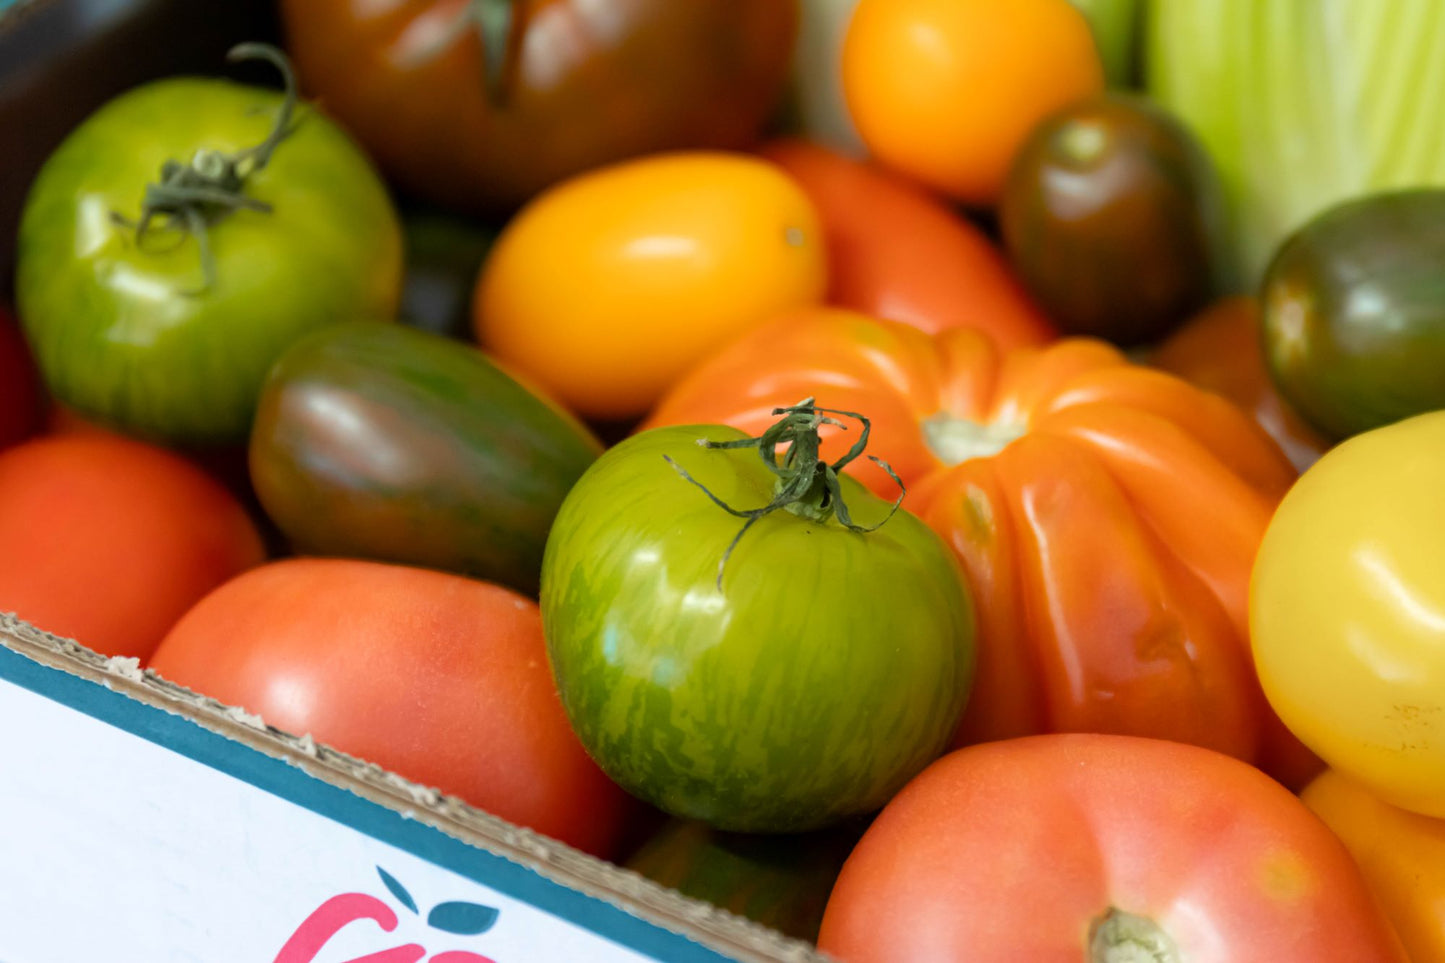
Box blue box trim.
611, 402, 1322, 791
0, 643, 735, 963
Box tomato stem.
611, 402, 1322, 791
1088, 907, 1180, 963
109, 43, 301, 295
664, 398, 906, 591
472, 0, 521, 107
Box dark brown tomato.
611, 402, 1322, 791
1000, 92, 1223, 346
277, 0, 800, 214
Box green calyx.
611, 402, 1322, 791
111, 42, 301, 295
396, 0, 520, 106
1088, 907, 1181, 963
666, 398, 906, 590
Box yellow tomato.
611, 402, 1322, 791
1302, 768, 1445, 962
473, 152, 827, 421
841, 0, 1103, 207
1252, 410, 1445, 818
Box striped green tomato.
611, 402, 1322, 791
540, 408, 975, 833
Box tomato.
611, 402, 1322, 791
623, 818, 864, 943
474, 152, 827, 421
249, 321, 602, 597
0, 306, 42, 450
818, 734, 1410, 962
16, 44, 402, 446
1252, 409, 1445, 817
1261, 189, 1445, 440
1302, 769, 1445, 963
1151, 296, 1331, 474
842, 0, 1104, 206
645, 308, 1321, 788
278, 0, 798, 214
541, 404, 975, 833
149, 557, 635, 859
0, 434, 266, 661
759, 139, 1057, 348
1000, 92, 1223, 345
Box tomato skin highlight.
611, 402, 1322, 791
0, 434, 266, 661
759, 139, 1057, 348
16, 72, 402, 446
149, 557, 635, 859
819, 733, 1410, 963
541, 422, 975, 834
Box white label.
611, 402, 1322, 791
0, 678, 666, 963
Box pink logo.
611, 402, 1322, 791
274, 867, 499, 963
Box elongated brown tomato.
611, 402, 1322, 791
249, 321, 602, 597
277, 0, 799, 214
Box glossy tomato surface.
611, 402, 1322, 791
0, 434, 266, 660
149, 557, 635, 858
645, 308, 1320, 788
279, 0, 798, 213
541, 421, 974, 833
819, 734, 1409, 963
1252, 409, 1445, 817
16, 56, 402, 446
760, 139, 1056, 348
249, 321, 602, 596
842, 0, 1103, 206
475, 152, 826, 421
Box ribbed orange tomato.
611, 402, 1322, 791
645, 307, 1321, 788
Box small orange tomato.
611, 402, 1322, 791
1302, 769, 1445, 962
473, 152, 827, 421
842, 0, 1104, 207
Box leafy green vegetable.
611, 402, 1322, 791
1146, 0, 1445, 290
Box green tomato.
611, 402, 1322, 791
540, 412, 975, 834
15, 45, 402, 446
1261, 188, 1445, 441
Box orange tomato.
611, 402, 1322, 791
150, 558, 637, 859
842, 0, 1105, 206
759, 139, 1057, 349
645, 307, 1321, 788
473, 151, 827, 421
1152, 296, 1333, 473
1302, 768, 1445, 962
0, 434, 266, 660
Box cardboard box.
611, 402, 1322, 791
0, 4, 837, 960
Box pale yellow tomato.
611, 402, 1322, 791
1252, 410, 1445, 818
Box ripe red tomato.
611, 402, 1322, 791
148, 557, 637, 859
759, 139, 1057, 349
0, 434, 266, 660
820, 734, 1410, 962
0, 307, 42, 450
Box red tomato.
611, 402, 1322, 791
0, 307, 42, 450
819, 734, 1410, 963
148, 557, 637, 859
759, 139, 1057, 349
0, 434, 266, 660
